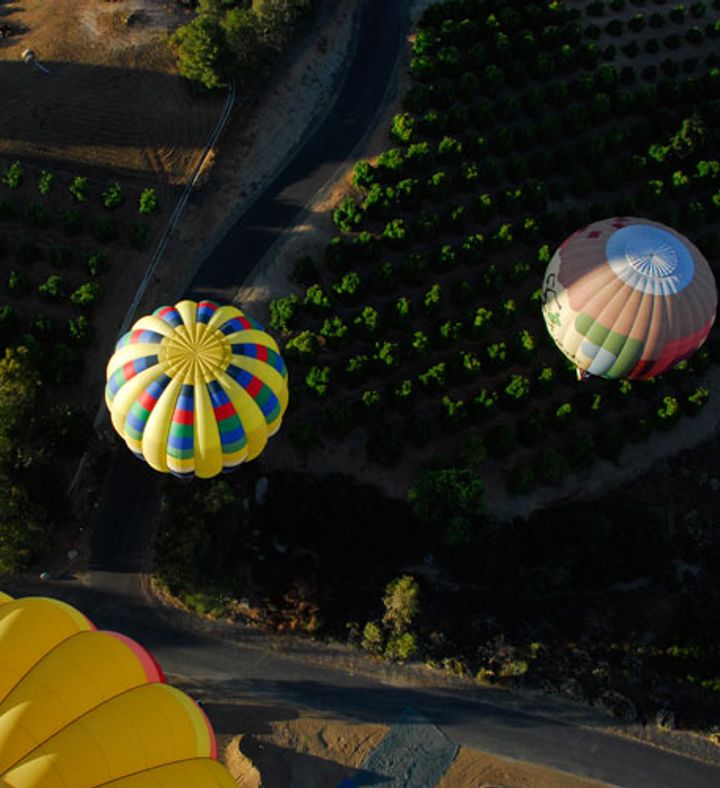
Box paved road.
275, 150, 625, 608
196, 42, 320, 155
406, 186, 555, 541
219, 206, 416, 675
186, 0, 407, 301
7, 575, 720, 788
23, 0, 720, 785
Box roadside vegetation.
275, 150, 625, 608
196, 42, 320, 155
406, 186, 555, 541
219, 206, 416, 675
154, 0, 720, 737
170, 0, 317, 91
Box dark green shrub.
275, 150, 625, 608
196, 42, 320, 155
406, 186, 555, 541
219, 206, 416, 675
418, 362, 446, 391
103, 181, 124, 209
139, 188, 159, 215
285, 330, 317, 362
85, 250, 109, 277
504, 373, 531, 404
344, 353, 369, 384
37, 170, 54, 195
38, 275, 65, 302
353, 305, 380, 335
70, 282, 101, 309
68, 314, 93, 346
305, 366, 331, 397
655, 394, 681, 428
393, 296, 412, 326
333, 197, 363, 232
332, 271, 362, 303
686, 386, 709, 414
304, 284, 331, 315
3, 161, 23, 189
319, 316, 348, 346
69, 176, 88, 203
269, 295, 300, 332
471, 388, 499, 421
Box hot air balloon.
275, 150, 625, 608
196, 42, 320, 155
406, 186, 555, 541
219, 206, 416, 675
541, 217, 717, 380
105, 300, 289, 478
0, 592, 235, 787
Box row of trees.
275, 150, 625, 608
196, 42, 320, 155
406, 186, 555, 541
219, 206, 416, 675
1, 161, 159, 215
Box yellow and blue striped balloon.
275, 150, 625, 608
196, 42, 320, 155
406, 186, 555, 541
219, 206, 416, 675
105, 300, 289, 478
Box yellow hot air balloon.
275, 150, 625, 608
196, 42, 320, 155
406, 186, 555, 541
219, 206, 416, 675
105, 299, 289, 478
0, 592, 235, 787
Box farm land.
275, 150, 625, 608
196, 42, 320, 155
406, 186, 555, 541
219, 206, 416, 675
156, 0, 720, 735
270, 0, 720, 511
0, 0, 226, 485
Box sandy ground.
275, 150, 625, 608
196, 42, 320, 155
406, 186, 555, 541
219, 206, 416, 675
174, 687, 608, 787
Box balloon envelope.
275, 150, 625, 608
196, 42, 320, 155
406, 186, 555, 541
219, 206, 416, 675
541, 217, 717, 379
105, 300, 289, 478
0, 592, 235, 787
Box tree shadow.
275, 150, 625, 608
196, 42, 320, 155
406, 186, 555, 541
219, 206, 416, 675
202, 700, 299, 736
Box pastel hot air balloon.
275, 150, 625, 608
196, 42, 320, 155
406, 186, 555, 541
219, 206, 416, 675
105, 300, 289, 478
541, 217, 717, 380
0, 592, 235, 787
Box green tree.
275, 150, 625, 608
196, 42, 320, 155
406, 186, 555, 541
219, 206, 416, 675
70, 282, 101, 309
384, 632, 419, 662
69, 176, 88, 203
171, 13, 229, 90
408, 468, 485, 546
3, 161, 23, 189
382, 575, 420, 634
222, 7, 265, 76
102, 181, 124, 209
37, 170, 54, 195
139, 188, 160, 216
268, 294, 299, 332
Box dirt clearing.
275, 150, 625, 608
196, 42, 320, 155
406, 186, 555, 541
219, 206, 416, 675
0, 0, 223, 181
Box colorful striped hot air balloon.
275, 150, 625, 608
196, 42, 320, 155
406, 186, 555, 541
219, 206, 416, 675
0, 591, 235, 787
541, 217, 717, 380
105, 300, 289, 478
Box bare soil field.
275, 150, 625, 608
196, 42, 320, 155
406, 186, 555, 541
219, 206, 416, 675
0, 0, 223, 181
